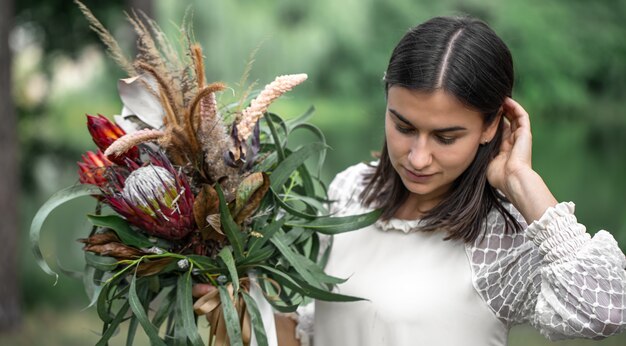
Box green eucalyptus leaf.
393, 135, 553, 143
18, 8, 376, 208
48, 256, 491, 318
187, 254, 220, 271
95, 301, 130, 346
285, 105, 315, 131
176, 272, 204, 346
96, 274, 125, 323
128, 275, 166, 346
215, 185, 245, 260
82, 265, 103, 310
30, 184, 101, 282
239, 246, 275, 266
286, 208, 383, 234
87, 214, 153, 248
218, 247, 240, 295
269, 236, 319, 288
218, 285, 244, 346
241, 291, 268, 346
247, 217, 285, 256
152, 287, 176, 329
291, 123, 327, 176
259, 265, 362, 302
274, 232, 344, 285
272, 190, 318, 220
270, 142, 325, 191
125, 315, 139, 346
85, 252, 119, 272
263, 112, 286, 162
279, 194, 329, 215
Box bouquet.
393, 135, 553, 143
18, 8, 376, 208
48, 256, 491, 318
31, 2, 380, 345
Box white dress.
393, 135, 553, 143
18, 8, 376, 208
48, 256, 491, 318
295, 163, 626, 346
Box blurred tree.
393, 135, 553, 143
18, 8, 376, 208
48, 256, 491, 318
0, 0, 20, 333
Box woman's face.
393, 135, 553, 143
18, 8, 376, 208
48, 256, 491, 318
385, 86, 499, 209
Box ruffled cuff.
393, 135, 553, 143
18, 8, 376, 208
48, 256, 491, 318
526, 202, 591, 263
293, 303, 314, 346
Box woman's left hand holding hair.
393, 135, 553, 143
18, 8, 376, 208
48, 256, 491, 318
487, 97, 558, 224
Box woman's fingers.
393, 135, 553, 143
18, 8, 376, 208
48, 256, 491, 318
503, 97, 531, 132
192, 283, 216, 298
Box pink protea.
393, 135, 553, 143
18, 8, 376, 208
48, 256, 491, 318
86, 114, 140, 165
77, 150, 114, 188
105, 153, 196, 240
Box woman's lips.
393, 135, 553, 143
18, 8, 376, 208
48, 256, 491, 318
404, 167, 436, 183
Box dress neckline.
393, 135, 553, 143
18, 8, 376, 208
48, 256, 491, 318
375, 217, 425, 233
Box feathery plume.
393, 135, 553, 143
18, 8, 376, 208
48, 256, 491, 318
105, 128, 165, 158
74, 0, 136, 76
237, 74, 308, 141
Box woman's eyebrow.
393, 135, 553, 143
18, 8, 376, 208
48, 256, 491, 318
388, 108, 414, 126
388, 108, 467, 132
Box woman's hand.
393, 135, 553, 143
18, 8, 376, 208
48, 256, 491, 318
487, 97, 558, 224
192, 283, 216, 298
486, 97, 533, 193
192, 283, 301, 346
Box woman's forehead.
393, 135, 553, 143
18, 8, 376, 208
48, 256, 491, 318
386, 86, 483, 128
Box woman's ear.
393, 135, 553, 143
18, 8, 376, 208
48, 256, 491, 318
482, 106, 504, 143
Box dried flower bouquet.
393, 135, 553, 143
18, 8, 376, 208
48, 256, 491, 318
30, 2, 380, 345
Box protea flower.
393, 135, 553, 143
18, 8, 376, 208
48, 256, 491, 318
77, 150, 114, 187
87, 114, 140, 165
105, 153, 195, 240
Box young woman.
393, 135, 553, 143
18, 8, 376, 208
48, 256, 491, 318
195, 15, 626, 346
289, 15, 626, 346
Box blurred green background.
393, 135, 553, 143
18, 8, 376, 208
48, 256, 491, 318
2, 0, 626, 345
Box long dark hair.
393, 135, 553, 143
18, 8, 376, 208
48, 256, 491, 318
361, 16, 523, 242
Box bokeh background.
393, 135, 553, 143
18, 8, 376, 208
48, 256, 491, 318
1, 0, 625, 345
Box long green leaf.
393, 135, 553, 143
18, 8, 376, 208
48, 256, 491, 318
270, 142, 325, 191
126, 314, 139, 346
291, 123, 327, 176
187, 254, 220, 271
286, 208, 383, 234
272, 190, 318, 219
81, 265, 103, 310
273, 232, 344, 285
270, 235, 319, 287
218, 285, 244, 346
264, 112, 286, 161
95, 301, 130, 346
30, 184, 101, 281
285, 105, 315, 131
218, 247, 240, 295
238, 246, 275, 266
129, 275, 166, 346
152, 287, 176, 329
247, 217, 285, 256
259, 265, 362, 302
240, 291, 268, 346
87, 214, 154, 248
85, 252, 119, 272
215, 185, 245, 260
176, 272, 204, 346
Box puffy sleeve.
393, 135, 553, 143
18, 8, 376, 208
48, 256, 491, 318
524, 202, 626, 340
292, 163, 371, 345
470, 202, 626, 341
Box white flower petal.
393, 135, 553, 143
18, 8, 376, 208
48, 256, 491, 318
118, 74, 164, 130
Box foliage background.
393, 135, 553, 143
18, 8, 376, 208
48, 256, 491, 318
3, 0, 626, 344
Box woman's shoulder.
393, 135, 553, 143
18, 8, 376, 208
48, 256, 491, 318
327, 162, 376, 215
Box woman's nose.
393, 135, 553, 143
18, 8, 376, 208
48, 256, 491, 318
408, 138, 433, 170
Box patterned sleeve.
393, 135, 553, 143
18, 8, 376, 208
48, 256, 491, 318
293, 163, 371, 345
469, 202, 626, 341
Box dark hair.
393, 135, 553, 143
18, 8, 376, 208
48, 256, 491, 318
361, 16, 523, 242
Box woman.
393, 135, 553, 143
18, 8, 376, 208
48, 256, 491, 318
290, 15, 626, 346
195, 16, 626, 345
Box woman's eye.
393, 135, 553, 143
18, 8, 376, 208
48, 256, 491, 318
395, 125, 413, 134
436, 135, 456, 145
